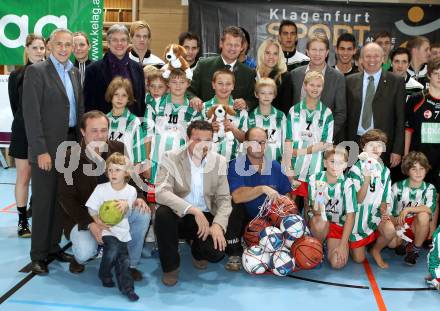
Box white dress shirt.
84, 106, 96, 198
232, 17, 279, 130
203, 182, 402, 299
184, 153, 209, 214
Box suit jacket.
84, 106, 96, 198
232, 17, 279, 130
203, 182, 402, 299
188, 55, 257, 110
58, 141, 144, 239
22, 59, 84, 163
345, 70, 405, 155
83, 52, 145, 117
279, 65, 346, 138
155, 148, 232, 231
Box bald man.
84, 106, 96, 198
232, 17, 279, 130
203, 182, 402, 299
345, 42, 405, 168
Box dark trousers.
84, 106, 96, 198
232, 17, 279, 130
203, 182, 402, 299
30, 163, 63, 261
154, 205, 225, 273
225, 203, 251, 257
99, 236, 133, 294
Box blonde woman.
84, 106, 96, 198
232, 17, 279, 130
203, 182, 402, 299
256, 38, 288, 112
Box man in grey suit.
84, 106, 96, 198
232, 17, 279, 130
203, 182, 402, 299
345, 42, 405, 167
280, 33, 346, 141
23, 28, 83, 275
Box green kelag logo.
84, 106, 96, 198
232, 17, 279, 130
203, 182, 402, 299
0, 14, 67, 48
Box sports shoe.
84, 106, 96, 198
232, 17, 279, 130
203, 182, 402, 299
126, 290, 139, 301
427, 278, 440, 290
101, 278, 115, 288
18, 218, 31, 238
394, 244, 406, 256
129, 267, 143, 281
404, 251, 419, 266
224, 256, 241, 271
162, 268, 179, 286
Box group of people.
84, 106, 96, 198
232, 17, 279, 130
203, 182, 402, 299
7, 18, 440, 301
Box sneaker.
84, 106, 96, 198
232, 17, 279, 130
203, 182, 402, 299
126, 290, 139, 301
394, 244, 406, 256
162, 268, 179, 286
427, 278, 440, 290
423, 239, 433, 249
224, 256, 241, 271
18, 218, 31, 238
404, 251, 419, 266
101, 278, 115, 288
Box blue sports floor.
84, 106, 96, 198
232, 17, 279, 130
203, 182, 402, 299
0, 168, 438, 311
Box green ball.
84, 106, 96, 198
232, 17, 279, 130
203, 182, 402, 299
99, 200, 124, 225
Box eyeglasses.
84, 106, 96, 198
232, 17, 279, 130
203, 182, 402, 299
248, 140, 267, 145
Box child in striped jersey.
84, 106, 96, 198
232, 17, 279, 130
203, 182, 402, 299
390, 151, 436, 266
144, 68, 201, 183
285, 71, 333, 208
248, 77, 286, 162
427, 225, 440, 290
349, 129, 395, 269
106, 77, 146, 164
308, 147, 357, 269
202, 69, 247, 161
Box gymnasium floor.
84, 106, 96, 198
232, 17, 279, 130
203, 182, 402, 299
0, 168, 438, 311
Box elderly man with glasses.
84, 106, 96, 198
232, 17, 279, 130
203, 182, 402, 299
224, 127, 294, 271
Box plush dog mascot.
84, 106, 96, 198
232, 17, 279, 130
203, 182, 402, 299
162, 43, 193, 80
206, 104, 236, 142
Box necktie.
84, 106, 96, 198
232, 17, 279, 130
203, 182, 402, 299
361, 75, 375, 130
224, 64, 232, 71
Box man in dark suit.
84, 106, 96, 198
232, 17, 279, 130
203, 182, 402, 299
23, 28, 84, 275
188, 26, 256, 111
346, 42, 405, 167
84, 24, 145, 117
279, 33, 346, 140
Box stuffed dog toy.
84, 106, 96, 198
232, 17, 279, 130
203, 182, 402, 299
162, 43, 193, 80
358, 152, 381, 178
314, 180, 329, 221
206, 104, 236, 142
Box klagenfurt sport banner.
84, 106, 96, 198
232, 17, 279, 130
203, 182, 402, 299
0, 0, 104, 65
189, 0, 440, 62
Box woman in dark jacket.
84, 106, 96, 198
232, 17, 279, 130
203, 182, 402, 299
8, 33, 45, 237
255, 38, 288, 114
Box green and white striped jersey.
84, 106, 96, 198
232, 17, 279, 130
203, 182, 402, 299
286, 99, 333, 181
248, 106, 286, 162
391, 178, 437, 217
308, 171, 357, 227
145, 93, 201, 183
143, 93, 162, 139
202, 96, 247, 162
428, 225, 440, 279
349, 159, 391, 242
107, 107, 146, 163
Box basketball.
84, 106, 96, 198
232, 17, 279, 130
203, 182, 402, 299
242, 245, 271, 275
270, 250, 295, 276
268, 196, 298, 226
290, 236, 323, 270
243, 218, 271, 247
259, 226, 284, 253
280, 214, 306, 248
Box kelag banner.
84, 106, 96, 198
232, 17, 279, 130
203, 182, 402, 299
0, 0, 104, 65
189, 0, 440, 62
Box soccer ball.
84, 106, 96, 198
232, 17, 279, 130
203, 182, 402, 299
271, 250, 295, 276
259, 226, 284, 252
99, 200, 124, 225
242, 245, 271, 275
280, 215, 306, 248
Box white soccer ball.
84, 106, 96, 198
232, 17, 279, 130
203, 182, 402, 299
242, 245, 270, 275
270, 250, 295, 276
280, 215, 306, 246
259, 226, 284, 253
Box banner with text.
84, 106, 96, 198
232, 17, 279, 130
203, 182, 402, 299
0, 0, 104, 65
189, 0, 440, 62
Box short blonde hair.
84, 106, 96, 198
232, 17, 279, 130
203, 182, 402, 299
105, 77, 135, 105
256, 38, 287, 83
324, 145, 348, 162
255, 77, 277, 96
306, 33, 330, 50
130, 20, 151, 39
212, 69, 235, 84
143, 64, 158, 77
303, 71, 324, 85
105, 152, 132, 183
146, 70, 167, 85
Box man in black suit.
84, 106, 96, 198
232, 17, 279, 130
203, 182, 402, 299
345, 42, 405, 167
73, 32, 92, 87
23, 28, 84, 275
84, 24, 145, 117
188, 26, 256, 111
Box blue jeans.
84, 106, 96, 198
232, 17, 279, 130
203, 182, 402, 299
99, 236, 133, 294
70, 208, 151, 266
